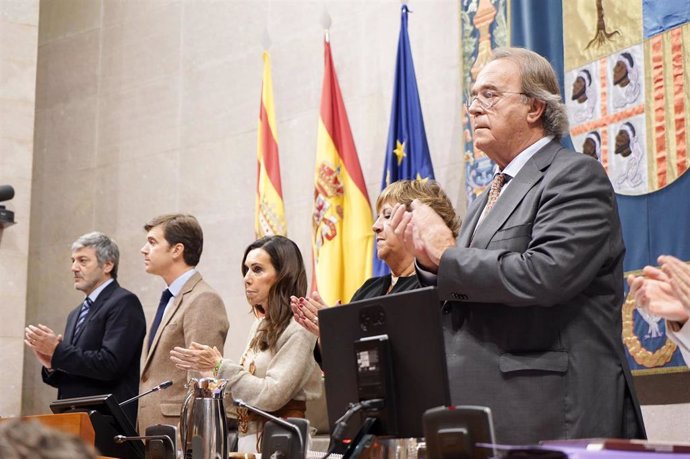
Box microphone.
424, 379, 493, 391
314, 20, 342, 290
114, 434, 174, 448
0, 185, 14, 202
119, 380, 173, 407
234, 398, 305, 456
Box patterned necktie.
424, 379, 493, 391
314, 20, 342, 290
148, 288, 173, 351
484, 172, 508, 214
73, 297, 93, 340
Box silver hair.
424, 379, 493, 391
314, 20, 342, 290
71, 231, 119, 279
488, 47, 570, 139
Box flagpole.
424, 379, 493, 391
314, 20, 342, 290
262, 27, 271, 51
321, 9, 331, 43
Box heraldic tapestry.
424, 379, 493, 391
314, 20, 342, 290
462, 0, 690, 386
563, 1, 690, 378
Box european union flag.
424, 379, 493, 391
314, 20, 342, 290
374, 4, 434, 277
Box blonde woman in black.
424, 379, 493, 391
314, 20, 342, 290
291, 179, 459, 344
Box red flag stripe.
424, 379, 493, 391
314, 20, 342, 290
320, 41, 369, 199
259, 95, 283, 197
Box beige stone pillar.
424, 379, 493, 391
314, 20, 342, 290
0, 0, 39, 417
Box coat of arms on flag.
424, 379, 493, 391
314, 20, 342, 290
564, 1, 690, 376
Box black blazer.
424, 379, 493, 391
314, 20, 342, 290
42, 280, 146, 424
350, 274, 421, 301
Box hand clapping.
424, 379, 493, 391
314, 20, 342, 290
170, 341, 222, 376
389, 200, 455, 273
627, 255, 690, 324
290, 292, 330, 337
25, 324, 62, 368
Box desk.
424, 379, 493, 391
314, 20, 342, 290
538, 439, 690, 458
556, 446, 690, 458
23, 412, 96, 445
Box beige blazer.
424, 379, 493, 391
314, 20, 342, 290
137, 271, 229, 433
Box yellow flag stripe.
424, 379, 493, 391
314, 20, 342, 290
312, 118, 373, 305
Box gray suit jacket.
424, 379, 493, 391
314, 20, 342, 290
137, 272, 229, 433
436, 141, 645, 443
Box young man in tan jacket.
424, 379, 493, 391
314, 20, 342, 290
137, 214, 229, 433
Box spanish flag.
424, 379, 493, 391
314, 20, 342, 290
256, 51, 287, 237
312, 38, 373, 305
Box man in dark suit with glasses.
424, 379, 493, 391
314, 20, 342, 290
394, 47, 646, 444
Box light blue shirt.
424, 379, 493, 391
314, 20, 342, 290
86, 278, 114, 303
162, 268, 197, 318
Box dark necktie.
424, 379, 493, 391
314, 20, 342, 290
484, 172, 508, 214
148, 288, 173, 351
73, 297, 93, 341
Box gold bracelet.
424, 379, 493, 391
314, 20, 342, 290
212, 359, 222, 377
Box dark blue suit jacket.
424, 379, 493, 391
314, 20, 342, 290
42, 280, 146, 424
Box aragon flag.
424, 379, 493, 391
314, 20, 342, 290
311, 38, 374, 306
256, 51, 287, 237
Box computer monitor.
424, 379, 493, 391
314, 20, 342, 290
50, 393, 144, 459
319, 286, 450, 440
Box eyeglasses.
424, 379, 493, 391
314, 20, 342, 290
465, 88, 529, 111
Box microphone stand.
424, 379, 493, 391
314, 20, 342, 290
114, 434, 175, 459
119, 380, 173, 407
322, 399, 384, 459
234, 398, 305, 457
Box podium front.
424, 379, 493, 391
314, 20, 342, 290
24, 412, 96, 446
1, 412, 124, 459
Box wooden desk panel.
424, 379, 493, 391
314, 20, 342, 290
22, 412, 96, 446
